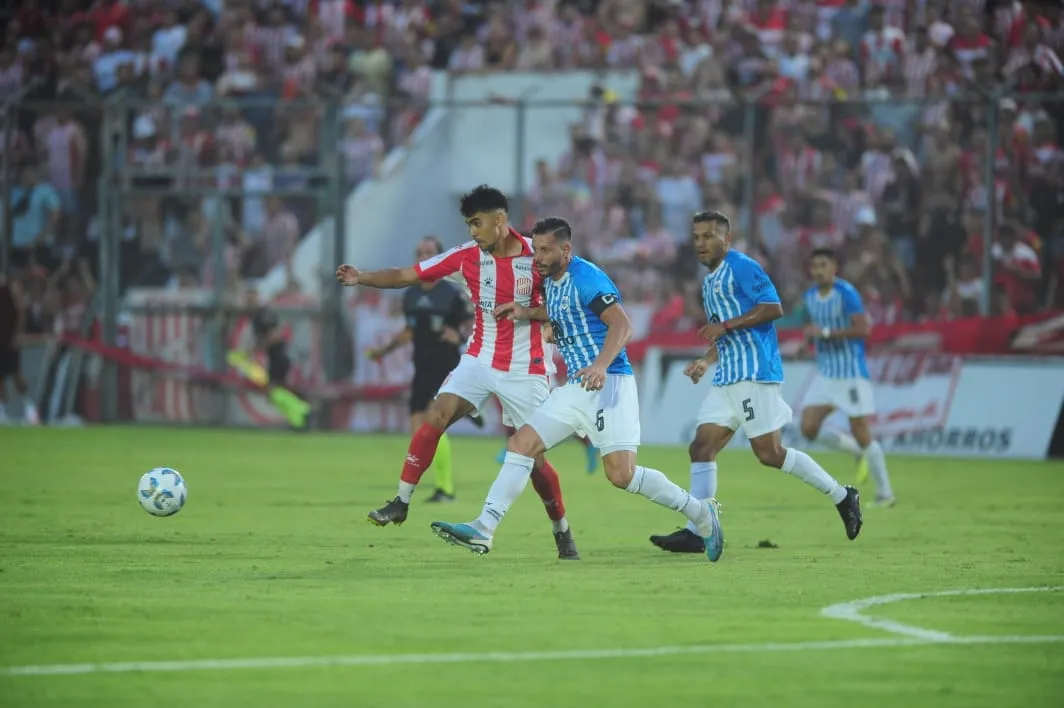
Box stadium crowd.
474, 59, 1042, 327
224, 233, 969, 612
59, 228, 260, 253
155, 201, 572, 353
1, 0, 1063, 342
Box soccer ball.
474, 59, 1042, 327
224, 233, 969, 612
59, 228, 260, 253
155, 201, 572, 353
137, 468, 187, 517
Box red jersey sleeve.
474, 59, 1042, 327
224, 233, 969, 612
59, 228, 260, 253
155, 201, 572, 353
413, 241, 473, 282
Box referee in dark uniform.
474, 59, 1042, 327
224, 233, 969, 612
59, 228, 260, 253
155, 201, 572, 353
369, 236, 473, 502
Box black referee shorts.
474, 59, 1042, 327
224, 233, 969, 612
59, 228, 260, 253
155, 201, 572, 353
265, 343, 291, 386
409, 363, 453, 414
0, 346, 18, 379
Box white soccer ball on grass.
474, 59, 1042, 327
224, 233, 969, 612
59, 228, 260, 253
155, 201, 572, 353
137, 467, 187, 517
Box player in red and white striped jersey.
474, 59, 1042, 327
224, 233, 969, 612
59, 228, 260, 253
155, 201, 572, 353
335, 185, 579, 559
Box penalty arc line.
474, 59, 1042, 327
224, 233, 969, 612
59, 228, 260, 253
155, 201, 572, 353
3, 635, 1064, 677
820, 586, 1064, 641
4, 585, 1063, 678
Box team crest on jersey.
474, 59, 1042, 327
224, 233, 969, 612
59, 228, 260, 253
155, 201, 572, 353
560, 296, 571, 310
516, 277, 533, 296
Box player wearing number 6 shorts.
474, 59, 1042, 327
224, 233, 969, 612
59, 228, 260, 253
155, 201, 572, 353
798, 248, 895, 507
650, 211, 862, 555
335, 185, 580, 560
431, 217, 724, 561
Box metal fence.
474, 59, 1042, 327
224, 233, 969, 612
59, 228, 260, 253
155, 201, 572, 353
2, 93, 350, 423
447, 89, 1064, 320
2, 87, 1063, 427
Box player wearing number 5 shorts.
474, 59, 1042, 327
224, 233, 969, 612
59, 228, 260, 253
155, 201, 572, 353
799, 248, 895, 507
431, 217, 724, 562
650, 211, 861, 555
336, 185, 580, 560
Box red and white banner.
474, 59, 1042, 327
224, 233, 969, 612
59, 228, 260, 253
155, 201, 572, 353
127, 289, 210, 423
639, 349, 1064, 459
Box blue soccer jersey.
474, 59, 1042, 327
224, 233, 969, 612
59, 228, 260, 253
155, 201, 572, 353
803, 278, 870, 379
544, 256, 633, 380
702, 250, 784, 386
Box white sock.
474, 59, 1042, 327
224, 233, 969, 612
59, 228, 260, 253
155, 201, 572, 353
815, 428, 863, 456
685, 461, 717, 533
475, 451, 534, 534
782, 448, 848, 504
626, 465, 709, 531
552, 517, 569, 534
863, 441, 893, 497
397, 481, 417, 504
24, 401, 38, 418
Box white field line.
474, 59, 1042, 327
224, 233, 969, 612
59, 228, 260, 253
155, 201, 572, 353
4, 635, 1064, 677
820, 586, 1064, 641
4, 586, 1063, 678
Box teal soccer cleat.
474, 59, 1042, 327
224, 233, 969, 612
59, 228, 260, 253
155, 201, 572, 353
430, 521, 493, 555
584, 442, 599, 474
702, 498, 724, 563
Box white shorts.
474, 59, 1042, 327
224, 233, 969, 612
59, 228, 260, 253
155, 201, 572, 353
526, 374, 640, 455
696, 381, 793, 439
804, 375, 875, 418
438, 354, 549, 428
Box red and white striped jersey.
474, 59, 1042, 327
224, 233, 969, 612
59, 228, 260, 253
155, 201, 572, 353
413, 230, 551, 376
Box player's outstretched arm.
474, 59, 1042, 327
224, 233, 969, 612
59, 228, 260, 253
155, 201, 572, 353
368, 327, 413, 361
493, 302, 548, 321
336, 264, 421, 289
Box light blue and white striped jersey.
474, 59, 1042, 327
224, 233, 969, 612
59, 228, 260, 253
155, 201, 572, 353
702, 250, 784, 386
803, 278, 870, 379
544, 256, 633, 380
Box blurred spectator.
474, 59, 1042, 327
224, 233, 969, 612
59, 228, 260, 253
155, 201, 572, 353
8, 162, 61, 269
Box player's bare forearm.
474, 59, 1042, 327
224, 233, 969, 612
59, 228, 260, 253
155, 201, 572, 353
360, 267, 421, 289
526, 305, 549, 321
592, 306, 632, 371
824, 314, 871, 341
383, 327, 413, 354
724, 303, 783, 332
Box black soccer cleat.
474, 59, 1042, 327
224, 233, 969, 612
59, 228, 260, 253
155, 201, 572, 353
649, 528, 705, 554
425, 488, 456, 504
368, 496, 409, 527
554, 528, 581, 560
836, 486, 863, 540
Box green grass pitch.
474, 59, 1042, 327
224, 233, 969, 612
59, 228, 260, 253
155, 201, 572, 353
1, 426, 1062, 707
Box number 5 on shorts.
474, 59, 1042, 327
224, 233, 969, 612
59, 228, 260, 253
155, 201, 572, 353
595, 409, 605, 432
742, 398, 755, 421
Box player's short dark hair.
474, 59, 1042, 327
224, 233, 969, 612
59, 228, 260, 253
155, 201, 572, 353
810, 247, 837, 262
459, 185, 508, 218
693, 210, 731, 232
531, 216, 573, 242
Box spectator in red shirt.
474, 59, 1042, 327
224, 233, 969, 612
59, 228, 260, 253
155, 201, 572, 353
992, 222, 1042, 312
89, 0, 132, 43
